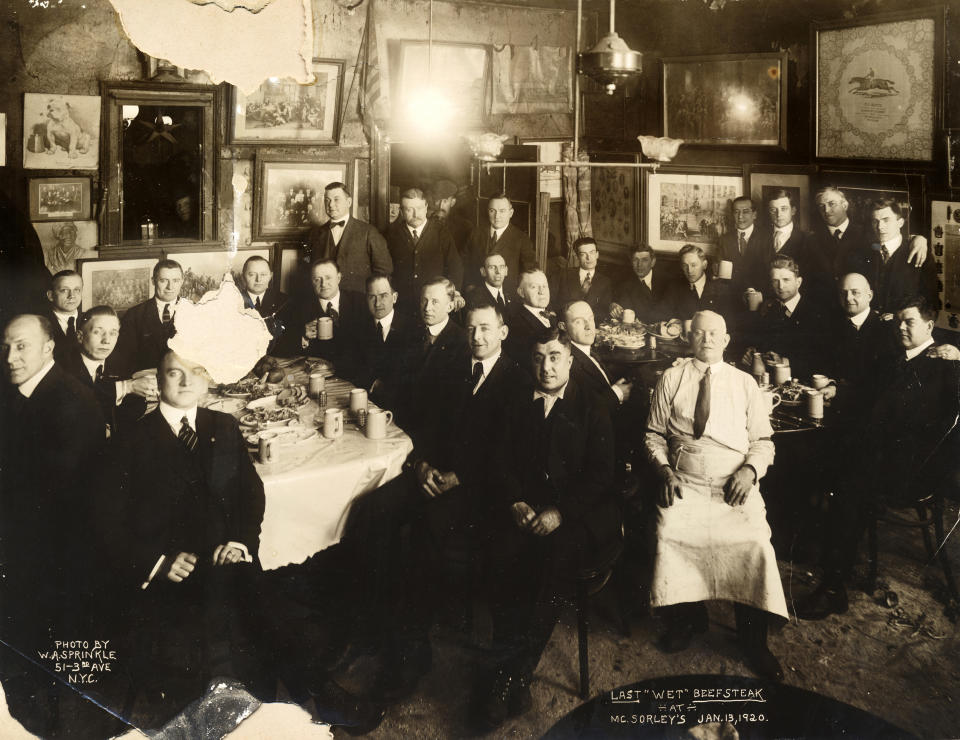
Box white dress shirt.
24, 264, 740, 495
738, 223, 755, 245
906, 337, 935, 361
849, 307, 871, 330
471, 351, 501, 394
491, 224, 507, 241
578, 268, 595, 285
533, 381, 567, 418
52, 310, 79, 336
330, 214, 350, 244
881, 234, 903, 257
155, 297, 178, 323
831, 218, 851, 239
484, 282, 506, 304
321, 291, 342, 315
524, 303, 552, 328
780, 292, 802, 318
690, 274, 707, 299
17, 359, 55, 398
773, 222, 794, 251
427, 316, 449, 337
158, 401, 197, 437
376, 309, 395, 341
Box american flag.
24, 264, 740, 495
361, 0, 389, 123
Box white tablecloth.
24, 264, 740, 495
210, 377, 413, 570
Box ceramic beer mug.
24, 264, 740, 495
258, 430, 281, 463
365, 408, 394, 440
322, 408, 344, 439
317, 316, 334, 340
761, 388, 782, 417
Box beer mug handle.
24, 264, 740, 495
383, 410, 393, 426
335, 413, 343, 435
770, 393, 781, 409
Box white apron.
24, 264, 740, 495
650, 440, 788, 618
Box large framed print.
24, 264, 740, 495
590, 152, 640, 259
230, 58, 344, 146
77, 256, 158, 315
396, 41, 489, 125
29, 177, 92, 222
22, 93, 101, 170
644, 167, 744, 254
813, 9, 944, 162
253, 158, 349, 240
661, 52, 787, 149
745, 165, 816, 232
816, 169, 925, 238
170, 247, 274, 303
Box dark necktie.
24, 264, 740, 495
178, 416, 198, 452
326, 302, 339, 326
488, 230, 498, 254
471, 361, 483, 392
95, 364, 103, 382
581, 272, 592, 294
534, 395, 546, 420
255, 296, 262, 310
834, 229, 842, 240
496, 291, 505, 309
880, 245, 890, 264
693, 367, 711, 439
161, 303, 172, 326
410, 228, 420, 245
425, 332, 437, 348
738, 231, 746, 254
377, 320, 385, 343
66, 315, 75, 336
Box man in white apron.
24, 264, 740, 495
645, 310, 787, 680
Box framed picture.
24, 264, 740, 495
816, 169, 925, 238
590, 152, 640, 257
396, 41, 489, 125
33, 220, 98, 274
77, 256, 158, 315
22, 93, 100, 170
661, 52, 787, 149
253, 158, 349, 241
29, 177, 92, 222
948, 130, 960, 190
230, 58, 345, 146
813, 8, 945, 162
643, 167, 744, 254
745, 165, 816, 232
518, 138, 569, 200
170, 247, 274, 303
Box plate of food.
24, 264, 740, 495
775, 379, 809, 406
245, 424, 319, 447
219, 376, 275, 400
646, 319, 686, 342
239, 406, 299, 429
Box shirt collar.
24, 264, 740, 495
427, 316, 449, 337
330, 214, 350, 228
691, 357, 726, 374
578, 267, 594, 281
524, 303, 551, 325
473, 351, 501, 379
320, 292, 341, 313
534, 381, 568, 401
882, 234, 903, 254
849, 307, 871, 328
833, 218, 850, 236
492, 224, 507, 240
739, 224, 754, 240
155, 296, 178, 318
17, 359, 55, 398
485, 282, 505, 300
782, 292, 802, 315
572, 340, 594, 356
775, 222, 794, 241
691, 273, 707, 296
906, 337, 935, 361
80, 353, 104, 381
52, 308, 78, 322
158, 400, 198, 435
376, 309, 395, 334
641, 272, 653, 289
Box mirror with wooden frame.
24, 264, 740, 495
100, 82, 219, 248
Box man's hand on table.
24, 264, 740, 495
212, 543, 245, 566
613, 378, 633, 402
723, 466, 756, 507
415, 461, 458, 497
609, 302, 625, 320
165, 551, 198, 583
511, 501, 537, 529
659, 465, 683, 508
529, 506, 562, 536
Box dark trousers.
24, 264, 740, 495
659, 601, 771, 647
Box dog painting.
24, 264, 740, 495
23, 93, 100, 170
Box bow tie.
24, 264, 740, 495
330, 220, 345, 228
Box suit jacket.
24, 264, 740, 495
663, 277, 732, 322
867, 352, 960, 504
719, 228, 766, 294
352, 310, 417, 397
551, 268, 614, 322
492, 377, 619, 551
306, 217, 393, 294
242, 286, 290, 349
276, 290, 368, 376
746, 293, 829, 380
115, 298, 177, 375
62, 350, 147, 437
569, 344, 620, 417
46, 309, 81, 365
124, 407, 265, 585
845, 241, 938, 314
814, 220, 873, 279
464, 223, 535, 297
614, 273, 670, 324
0, 365, 106, 613
739, 227, 820, 294
504, 303, 555, 371
387, 218, 464, 316
828, 310, 899, 423
464, 282, 515, 312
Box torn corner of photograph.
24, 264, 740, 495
108, 0, 315, 93
169, 277, 272, 384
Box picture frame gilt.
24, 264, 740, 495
230, 58, 345, 146
252, 157, 349, 241
643, 166, 744, 255
29, 177, 92, 222
816, 168, 926, 238
812, 8, 945, 163
661, 52, 787, 150
77, 256, 159, 315
744, 164, 816, 232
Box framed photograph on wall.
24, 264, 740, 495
77, 256, 159, 315
22, 93, 100, 170
167, 247, 275, 304
33, 220, 98, 274
816, 169, 925, 238
253, 158, 349, 241
813, 8, 944, 162
590, 152, 640, 259
745, 165, 816, 232
661, 52, 787, 149
643, 167, 744, 254
395, 41, 489, 125
29, 177, 92, 222
230, 58, 345, 146
518, 138, 569, 200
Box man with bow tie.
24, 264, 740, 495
464, 194, 535, 298
0, 313, 107, 735
845, 198, 938, 317
646, 310, 786, 681
44, 269, 83, 363
476, 328, 617, 731
504, 268, 556, 368
115, 259, 186, 375
795, 297, 960, 620
240, 255, 288, 348
551, 237, 613, 322
386, 188, 463, 317
304, 181, 392, 295
610, 244, 669, 324
122, 349, 265, 696
63, 305, 155, 437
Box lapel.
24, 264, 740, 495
571, 344, 607, 387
